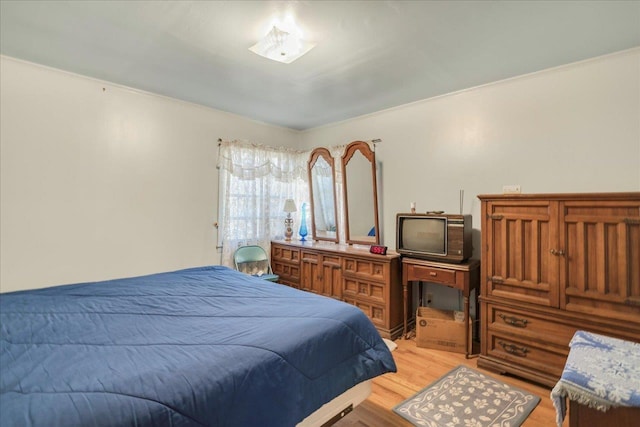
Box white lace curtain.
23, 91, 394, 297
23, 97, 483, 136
218, 140, 309, 267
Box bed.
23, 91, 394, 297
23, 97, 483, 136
0, 266, 396, 426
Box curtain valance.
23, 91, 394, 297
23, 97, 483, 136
218, 140, 308, 182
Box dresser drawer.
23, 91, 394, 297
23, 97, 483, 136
278, 279, 300, 289
322, 254, 341, 267
486, 330, 567, 378
343, 277, 386, 304
273, 261, 300, 283
301, 250, 319, 263
343, 257, 387, 282
343, 296, 386, 327
272, 245, 300, 263
486, 303, 576, 348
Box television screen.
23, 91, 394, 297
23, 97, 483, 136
401, 217, 446, 254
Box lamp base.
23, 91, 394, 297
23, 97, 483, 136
284, 215, 294, 241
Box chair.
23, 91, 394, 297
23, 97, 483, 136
233, 245, 279, 282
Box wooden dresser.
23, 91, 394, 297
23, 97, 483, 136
271, 240, 404, 339
477, 192, 640, 387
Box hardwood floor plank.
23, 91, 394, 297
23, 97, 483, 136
335, 338, 566, 426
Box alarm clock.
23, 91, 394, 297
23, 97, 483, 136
369, 245, 388, 255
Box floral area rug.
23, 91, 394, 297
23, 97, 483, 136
393, 365, 540, 427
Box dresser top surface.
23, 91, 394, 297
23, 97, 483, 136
272, 239, 400, 260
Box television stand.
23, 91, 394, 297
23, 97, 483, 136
401, 257, 480, 358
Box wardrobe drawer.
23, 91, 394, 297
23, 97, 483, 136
486, 331, 567, 378
486, 303, 576, 348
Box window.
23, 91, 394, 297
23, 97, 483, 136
218, 140, 308, 266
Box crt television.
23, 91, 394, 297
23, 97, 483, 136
396, 213, 472, 263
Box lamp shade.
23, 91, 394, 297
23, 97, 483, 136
283, 199, 297, 213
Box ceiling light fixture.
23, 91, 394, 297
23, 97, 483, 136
249, 25, 315, 64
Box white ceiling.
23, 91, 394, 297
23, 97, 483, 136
1, 1, 639, 130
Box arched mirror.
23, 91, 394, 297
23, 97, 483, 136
308, 147, 339, 242
342, 141, 379, 245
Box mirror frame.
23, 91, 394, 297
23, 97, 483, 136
341, 141, 380, 245
308, 147, 339, 243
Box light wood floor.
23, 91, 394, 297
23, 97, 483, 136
335, 338, 567, 426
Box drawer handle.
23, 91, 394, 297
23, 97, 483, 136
429, 272, 437, 277
498, 313, 528, 328
490, 276, 504, 284
498, 340, 529, 357
489, 214, 504, 220
550, 249, 565, 256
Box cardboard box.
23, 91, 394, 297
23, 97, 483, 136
415, 307, 471, 354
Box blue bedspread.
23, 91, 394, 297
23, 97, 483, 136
0, 266, 396, 427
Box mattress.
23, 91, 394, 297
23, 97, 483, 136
0, 266, 396, 426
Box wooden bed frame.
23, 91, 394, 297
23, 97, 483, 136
298, 380, 371, 426
569, 400, 640, 427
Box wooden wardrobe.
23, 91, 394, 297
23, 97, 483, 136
477, 192, 640, 387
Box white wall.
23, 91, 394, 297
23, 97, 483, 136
3, 49, 639, 293
299, 49, 640, 259
0, 56, 299, 292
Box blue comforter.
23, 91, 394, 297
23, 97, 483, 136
0, 266, 396, 427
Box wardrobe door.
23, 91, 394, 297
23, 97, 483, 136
483, 200, 559, 308
560, 200, 640, 322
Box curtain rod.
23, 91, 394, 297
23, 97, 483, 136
218, 138, 307, 153
219, 137, 381, 147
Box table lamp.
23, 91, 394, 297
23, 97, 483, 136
283, 199, 297, 241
